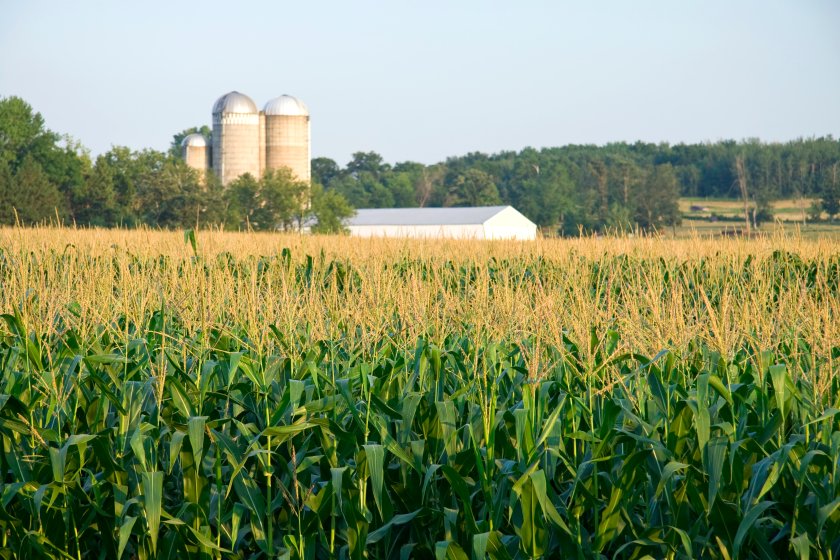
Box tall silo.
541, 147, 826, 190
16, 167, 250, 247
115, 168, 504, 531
211, 91, 260, 186
181, 133, 210, 178
263, 95, 311, 183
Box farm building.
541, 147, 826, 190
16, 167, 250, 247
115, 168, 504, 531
182, 91, 310, 186
345, 206, 538, 240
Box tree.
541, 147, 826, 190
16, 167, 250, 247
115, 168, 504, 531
444, 169, 501, 207
224, 168, 308, 231
633, 164, 681, 230
311, 157, 341, 187
257, 167, 309, 230
391, 161, 445, 207
309, 184, 354, 234
5, 154, 67, 224
0, 159, 15, 224
131, 150, 208, 228
819, 163, 839, 222
347, 151, 388, 180
0, 96, 54, 169
225, 173, 260, 229
0, 96, 86, 216
383, 172, 415, 207
72, 155, 119, 226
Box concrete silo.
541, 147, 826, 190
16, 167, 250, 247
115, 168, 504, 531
181, 133, 210, 177
263, 95, 311, 183
211, 91, 260, 185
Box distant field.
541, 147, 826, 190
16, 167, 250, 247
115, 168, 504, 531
0, 228, 838, 558
678, 197, 840, 239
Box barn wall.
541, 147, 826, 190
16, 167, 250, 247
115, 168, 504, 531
484, 225, 537, 240
484, 208, 538, 240
348, 224, 486, 239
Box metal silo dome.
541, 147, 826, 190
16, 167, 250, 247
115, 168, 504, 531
181, 133, 208, 148
212, 91, 258, 114
263, 95, 309, 116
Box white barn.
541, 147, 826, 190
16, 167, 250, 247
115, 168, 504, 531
345, 206, 537, 240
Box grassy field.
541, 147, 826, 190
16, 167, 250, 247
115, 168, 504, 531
679, 197, 817, 221
677, 197, 840, 239
0, 227, 838, 559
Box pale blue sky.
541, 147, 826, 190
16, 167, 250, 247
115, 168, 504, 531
1, 1, 838, 165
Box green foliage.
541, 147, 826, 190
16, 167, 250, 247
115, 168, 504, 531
132, 149, 210, 228
634, 163, 681, 229
225, 168, 309, 231
0, 154, 67, 224
0, 96, 85, 224
71, 154, 119, 226
309, 183, 354, 234
0, 95, 55, 169
820, 167, 839, 221
445, 168, 501, 207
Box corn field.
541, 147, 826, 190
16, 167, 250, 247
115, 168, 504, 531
0, 228, 839, 559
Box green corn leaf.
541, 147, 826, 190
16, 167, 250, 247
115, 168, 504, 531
655, 461, 688, 500
184, 228, 197, 256
140, 471, 164, 555
130, 431, 149, 472
363, 444, 385, 518
233, 471, 267, 551
230, 502, 247, 550
804, 407, 840, 426
49, 447, 65, 484
366, 509, 421, 544
704, 437, 727, 512
669, 526, 693, 559
440, 465, 479, 534
733, 500, 774, 560
789, 533, 810, 560
473, 531, 490, 559
117, 516, 137, 560
769, 364, 787, 419
289, 378, 305, 411
707, 374, 733, 407
0, 394, 29, 417
595, 485, 625, 551
472, 531, 514, 560
183, 522, 231, 553
168, 431, 186, 474
435, 400, 459, 459
528, 469, 572, 535
331, 466, 347, 510
435, 540, 469, 560
83, 353, 130, 365
694, 374, 711, 451
166, 375, 196, 418
188, 416, 207, 463
817, 497, 840, 534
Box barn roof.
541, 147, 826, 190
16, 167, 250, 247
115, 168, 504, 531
347, 206, 526, 226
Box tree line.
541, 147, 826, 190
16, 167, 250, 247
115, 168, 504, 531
2, 95, 839, 234
315, 139, 840, 234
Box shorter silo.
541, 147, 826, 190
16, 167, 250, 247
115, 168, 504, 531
263, 95, 311, 183
181, 133, 210, 177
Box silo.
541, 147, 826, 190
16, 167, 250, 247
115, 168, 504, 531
181, 133, 210, 178
211, 91, 260, 186
263, 95, 311, 183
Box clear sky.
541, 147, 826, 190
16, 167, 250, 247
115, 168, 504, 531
1, 1, 838, 165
